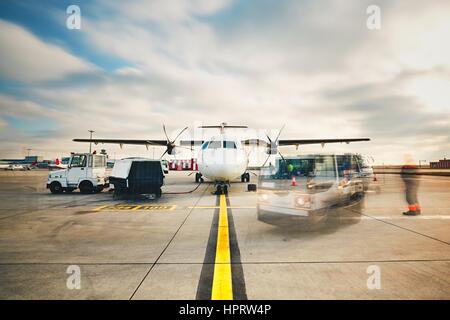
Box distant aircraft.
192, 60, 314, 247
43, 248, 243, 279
0, 162, 10, 170
74, 123, 370, 194
48, 157, 69, 170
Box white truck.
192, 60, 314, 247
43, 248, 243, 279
47, 153, 109, 194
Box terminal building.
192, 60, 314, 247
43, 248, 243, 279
430, 158, 450, 169
1, 155, 44, 164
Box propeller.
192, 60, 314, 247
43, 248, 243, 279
261, 125, 285, 167
160, 124, 189, 159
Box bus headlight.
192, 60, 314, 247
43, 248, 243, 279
294, 195, 312, 208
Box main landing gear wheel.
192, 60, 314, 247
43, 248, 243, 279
195, 172, 204, 183
241, 172, 250, 182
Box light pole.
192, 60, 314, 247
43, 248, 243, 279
419, 160, 427, 168
88, 130, 95, 154
26, 148, 32, 157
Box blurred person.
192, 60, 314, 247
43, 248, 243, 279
401, 154, 421, 216
287, 162, 294, 178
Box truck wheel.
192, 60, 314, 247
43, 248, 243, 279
247, 184, 257, 192
50, 182, 63, 194
79, 181, 94, 194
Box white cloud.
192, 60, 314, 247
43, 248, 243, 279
0, 19, 95, 82
1, 1, 449, 164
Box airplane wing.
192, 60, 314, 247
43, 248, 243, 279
179, 140, 205, 147
73, 139, 167, 146
278, 138, 370, 146
241, 139, 269, 147
73, 138, 206, 149
241, 138, 370, 147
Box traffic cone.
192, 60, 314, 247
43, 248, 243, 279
291, 176, 297, 186
373, 174, 378, 182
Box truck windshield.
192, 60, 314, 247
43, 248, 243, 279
336, 154, 359, 178
70, 155, 86, 167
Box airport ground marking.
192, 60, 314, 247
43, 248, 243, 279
196, 194, 247, 300
189, 205, 255, 209
349, 208, 450, 246
93, 204, 177, 212
211, 194, 233, 300
129, 184, 210, 300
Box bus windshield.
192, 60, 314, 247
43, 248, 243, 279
259, 155, 338, 191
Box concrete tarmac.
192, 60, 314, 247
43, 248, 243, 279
0, 170, 449, 299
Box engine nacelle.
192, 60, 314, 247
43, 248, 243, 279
266, 142, 278, 155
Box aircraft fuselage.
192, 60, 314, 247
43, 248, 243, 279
197, 134, 248, 183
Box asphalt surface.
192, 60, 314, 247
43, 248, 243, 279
0, 170, 449, 299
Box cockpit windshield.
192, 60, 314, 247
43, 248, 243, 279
208, 141, 222, 149
203, 140, 237, 149
223, 141, 237, 149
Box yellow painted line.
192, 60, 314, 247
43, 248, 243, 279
211, 194, 233, 300
189, 206, 255, 209
93, 205, 108, 212
93, 204, 177, 212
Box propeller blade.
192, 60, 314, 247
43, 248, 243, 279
265, 124, 285, 146
172, 126, 188, 142
274, 124, 285, 143
261, 154, 271, 167
162, 124, 170, 142
160, 149, 168, 160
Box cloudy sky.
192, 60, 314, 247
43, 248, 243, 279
0, 0, 449, 164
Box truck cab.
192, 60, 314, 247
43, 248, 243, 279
47, 153, 109, 194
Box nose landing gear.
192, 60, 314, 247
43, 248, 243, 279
214, 183, 229, 195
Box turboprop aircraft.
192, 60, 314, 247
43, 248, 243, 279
73, 123, 370, 194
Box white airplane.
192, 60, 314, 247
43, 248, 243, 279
74, 123, 370, 194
